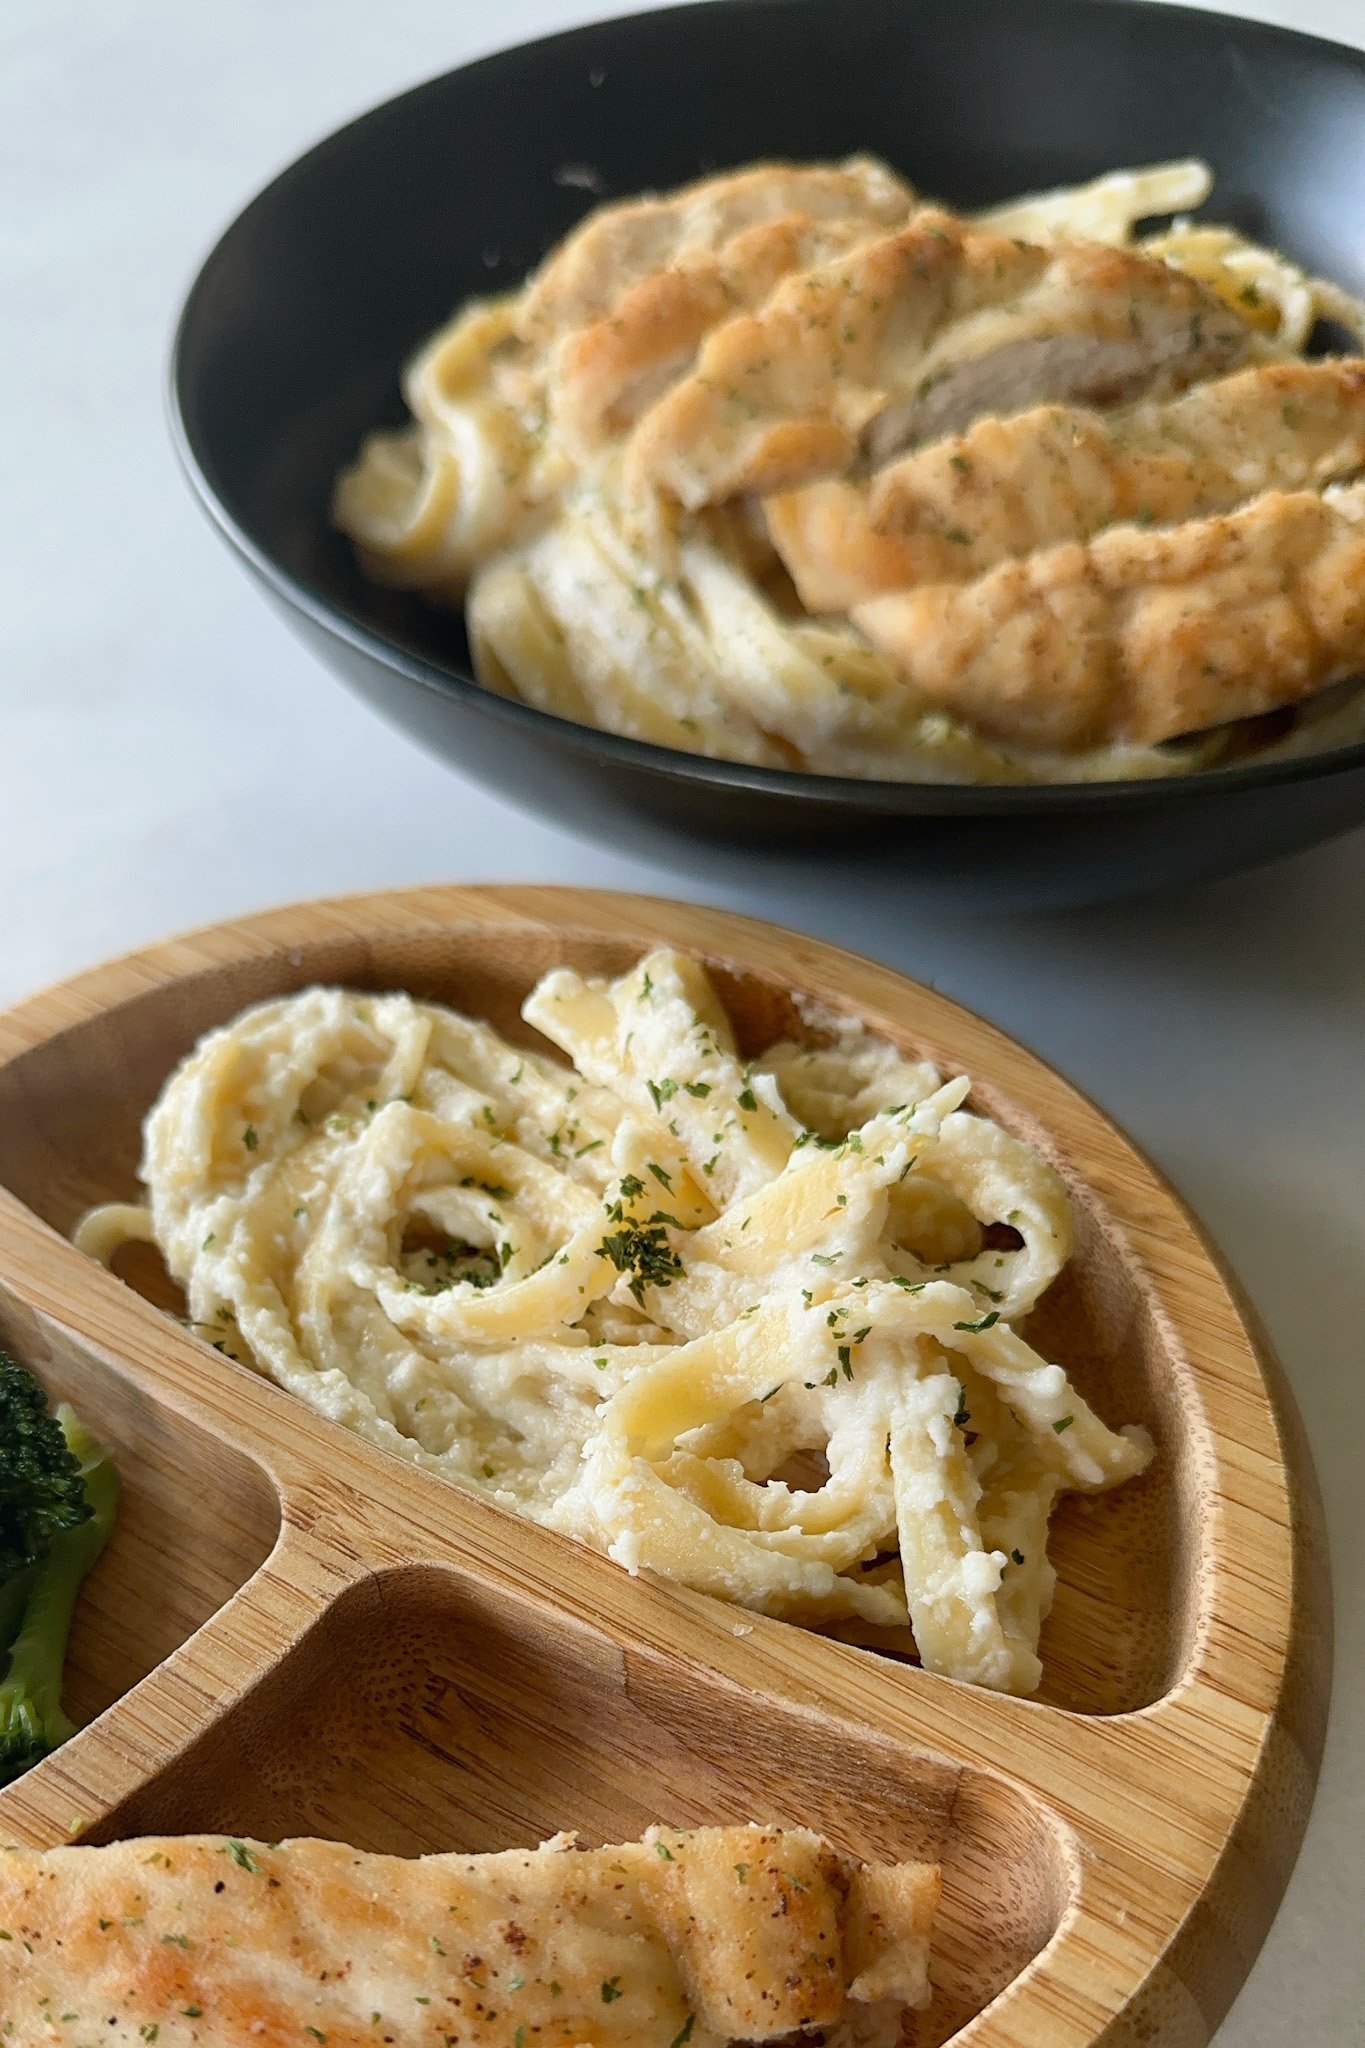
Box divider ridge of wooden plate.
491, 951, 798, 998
0, 887, 1332, 2048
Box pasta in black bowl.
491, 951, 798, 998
171, 0, 1365, 905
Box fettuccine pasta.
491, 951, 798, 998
334, 156, 1365, 781
75, 952, 1152, 1694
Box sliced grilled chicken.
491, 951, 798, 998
850, 482, 1365, 751
627, 211, 1252, 509
766, 356, 1365, 610
517, 155, 914, 344
870, 238, 1254, 457
549, 212, 890, 455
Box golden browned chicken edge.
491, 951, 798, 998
0, 1823, 940, 2048
333, 156, 1365, 783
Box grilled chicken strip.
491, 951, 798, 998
520, 161, 914, 456
548, 213, 895, 455
851, 481, 1365, 751
626, 210, 1252, 510
0, 1825, 940, 2048
517, 157, 914, 344
766, 356, 1365, 609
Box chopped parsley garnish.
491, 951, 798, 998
601, 1978, 623, 2003
1053, 1414, 1075, 1434
408, 1238, 508, 1293
225, 1839, 260, 1872
683, 1080, 711, 1097
647, 1077, 678, 1111
647, 1161, 673, 1189
655, 1841, 675, 1860
954, 1311, 999, 1333
737, 1087, 758, 1113
670, 2017, 697, 2048
597, 1220, 684, 1305
242, 1125, 258, 1151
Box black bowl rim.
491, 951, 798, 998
168, 0, 1365, 819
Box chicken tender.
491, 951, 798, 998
766, 356, 1365, 608
517, 156, 914, 343
852, 481, 1365, 750
0, 1824, 940, 2048
628, 212, 1251, 508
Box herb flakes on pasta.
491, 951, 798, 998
75, 950, 1151, 1694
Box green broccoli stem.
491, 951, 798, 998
0, 1408, 118, 1785
0, 1568, 34, 1664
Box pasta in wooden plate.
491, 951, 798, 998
75, 952, 1151, 1695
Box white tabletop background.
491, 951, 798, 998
3, 0, 1362, 2035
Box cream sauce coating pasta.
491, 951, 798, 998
74, 951, 1152, 1694
334, 158, 1365, 783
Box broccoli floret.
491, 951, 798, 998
0, 1352, 93, 1580
0, 1384, 119, 1788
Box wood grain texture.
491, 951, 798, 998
0, 885, 1331, 2047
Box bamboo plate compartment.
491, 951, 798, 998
0, 886, 1330, 2047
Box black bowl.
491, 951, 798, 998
171, 0, 1365, 910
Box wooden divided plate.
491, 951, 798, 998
0, 886, 1330, 2046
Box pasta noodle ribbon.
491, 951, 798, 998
75, 951, 1153, 1693
335, 158, 1365, 783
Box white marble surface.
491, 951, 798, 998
2, 0, 1362, 2035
